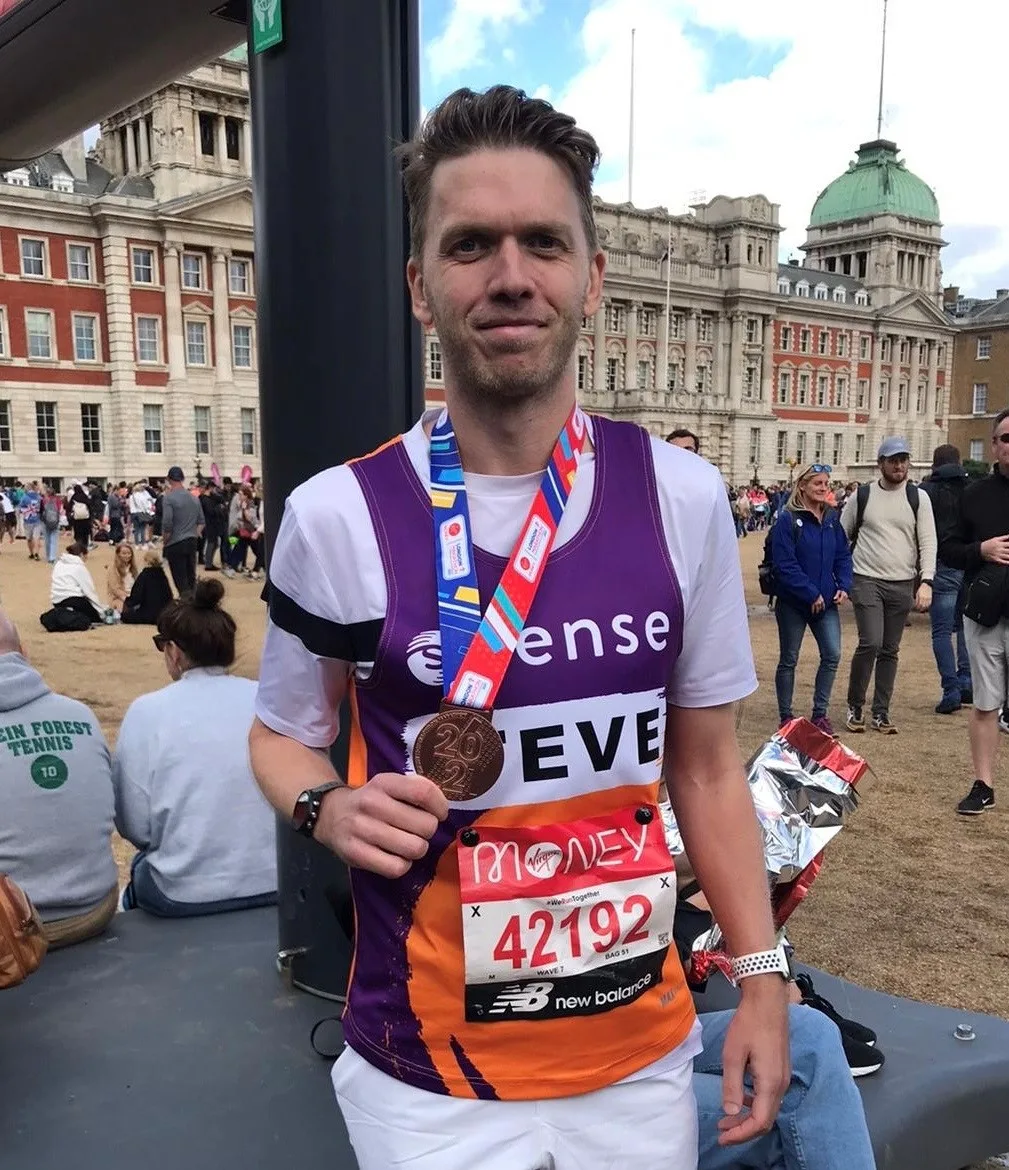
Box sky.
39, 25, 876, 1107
419, 0, 1009, 296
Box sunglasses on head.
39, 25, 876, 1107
806, 464, 832, 475
152, 634, 170, 652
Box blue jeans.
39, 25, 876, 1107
774, 599, 841, 720
694, 1004, 875, 1170
44, 527, 59, 562
122, 851, 277, 918
930, 565, 971, 701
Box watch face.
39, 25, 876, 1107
292, 792, 313, 833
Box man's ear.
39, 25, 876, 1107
407, 258, 434, 327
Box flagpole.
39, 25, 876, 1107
876, 0, 888, 137
628, 27, 635, 203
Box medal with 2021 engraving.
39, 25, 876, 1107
413, 407, 587, 801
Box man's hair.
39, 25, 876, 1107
665, 428, 699, 453
397, 85, 601, 258
993, 409, 1009, 435
932, 443, 960, 468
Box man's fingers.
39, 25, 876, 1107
380, 772, 451, 820
358, 820, 433, 863
341, 840, 412, 880
720, 1043, 747, 1120
717, 1114, 768, 1146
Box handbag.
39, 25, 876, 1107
961, 564, 1009, 628
0, 874, 48, 989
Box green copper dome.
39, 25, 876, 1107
809, 140, 939, 227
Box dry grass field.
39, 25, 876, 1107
4, 529, 1007, 1026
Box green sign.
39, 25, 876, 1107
252, 0, 283, 54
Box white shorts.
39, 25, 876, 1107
332, 1044, 698, 1170
963, 617, 1009, 712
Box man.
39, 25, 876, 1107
160, 466, 203, 595
200, 482, 229, 571
0, 609, 118, 946
107, 481, 126, 546
667, 427, 699, 454
21, 481, 42, 560
841, 436, 936, 734
250, 86, 787, 1170
921, 445, 972, 714
941, 409, 1009, 815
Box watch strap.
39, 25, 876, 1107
293, 779, 344, 837
730, 945, 791, 983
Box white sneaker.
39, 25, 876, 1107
224, 567, 235, 579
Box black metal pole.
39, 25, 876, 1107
249, 0, 421, 997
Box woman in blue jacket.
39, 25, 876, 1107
772, 463, 853, 735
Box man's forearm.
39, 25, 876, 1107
249, 716, 342, 818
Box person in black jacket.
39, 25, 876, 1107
921, 445, 973, 714
200, 485, 229, 571
121, 550, 174, 626
940, 409, 1009, 815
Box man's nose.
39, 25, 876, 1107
485, 237, 535, 299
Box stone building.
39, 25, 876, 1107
423, 138, 955, 484
0, 46, 258, 487
944, 287, 1009, 465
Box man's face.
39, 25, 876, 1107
880, 453, 909, 485
669, 436, 698, 454
407, 147, 605, 407
991, 420, 1009, 475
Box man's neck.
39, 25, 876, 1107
440, 387, 579, 476
877, 476, 903, 492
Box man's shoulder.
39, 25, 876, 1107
27, 691, 104, 731
646, 434, 724, 507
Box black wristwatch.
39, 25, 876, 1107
291, 780, 344, 838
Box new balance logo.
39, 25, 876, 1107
487, 982, 555, 1015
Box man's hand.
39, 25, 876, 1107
314, 773, 449, 879
833, 590, 848, 605
914, 582, 932, 612
717, 976, 790, 1146
810, 594, 825, 614
981, 535, 1009, 564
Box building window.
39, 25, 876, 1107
695, 365, 709, 394
796, 281, 809, 297
899, 341, 909, 363
780, 325, 791, 351
225, 117, 241, 161
919, 342, 928, 364
0, 401, 11, 452
68, 243, 93, 282
746, 317, 758, 344
777, 371, 791, 403
20, 238, 46, 277
143, 404, 164, 454
814, 432, 825, 460
749, 428, 761, 465
814, 283, 828, 300
837, 333, 848, 357
916, 384, 926, 415
72, 314, 98, 362
881, 338, 891, 361
857, 378, 868, 409
0, 308, 6, 358
194, 405, 211, 455
898, 382, 907, 412
182, 253, 204, 289
232, 323, 253, 369
973, 383, 989, 415
698, 316, 712, 342
778, 277, 791, 294
833, 433, 843, 465
798, 372, 810, 405
835, 376, 847, 407
80, 404, 101, 454
818, 331, 829, 356
744, 366, 758, 397
636, 358, 651, 390
977, 337, 992, 360
228, 258, 251, 294
132, 246, 155, 284
198, 112, 216, 156
606, 357, 619, 393
669, 312, 684, 340
240, 408, 257, 456
970, 439, 985, 463
26, 310, 54, 359
639, 309, 656, 337
795, 432, 806, 462
855, 434, 864, 463
777, 430, 787, 464
136, 316, 161, 363
799, 329, 811, 354
185, 319, 208, 366
937, 344, 945, 364
667, 361, 680, 391
427, 337, 443, 382
859, 335, 869, 360
577, 354, 590, 391
854, 290, 869, 306
605, 303, 625, 333
35, 402, 57, 452
833, 286, 846, 303
879, 379, 889, 412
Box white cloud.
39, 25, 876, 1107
532, 83, 552, 101
551, 0, 1009, 294
426, 0, 541, 82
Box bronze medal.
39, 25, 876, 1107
413, 702, 504, 802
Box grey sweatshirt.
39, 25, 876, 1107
161, 487, 203, 548
0, 653, 117, 920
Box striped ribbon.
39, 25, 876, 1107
429, 407, 587, 710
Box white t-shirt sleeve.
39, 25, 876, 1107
254, 485, 354, 749
651, 440, 758, 708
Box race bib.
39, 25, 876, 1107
458, 806, 676, 1023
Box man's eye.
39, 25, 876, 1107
528, 234, 561, 250
452, 238, 484, 256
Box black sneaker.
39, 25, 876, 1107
960, 688, 973, 706
957, 780, 995, 816
794, 972, 877, 1047
935, 694, 962, 714
843, 1033, 885, 1077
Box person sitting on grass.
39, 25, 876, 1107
44, 542, 108, 629
113, 578, 277, 916
0, 610, 118, 948
120, 549, 174, 626
106, 543, 137, 616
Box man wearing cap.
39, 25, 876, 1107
160, 466, 203, 596
840, 436, 936, 734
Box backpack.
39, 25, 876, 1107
758, 513, 801, 597
42, 499, 59, 531
849, 481, 919, 550
0, 874, 47, 989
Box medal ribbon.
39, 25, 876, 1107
429, 406, 587, 711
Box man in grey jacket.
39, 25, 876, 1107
0, 611, 118, 947
161, 465, 204, 596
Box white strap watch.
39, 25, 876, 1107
730, 943, 794, 985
